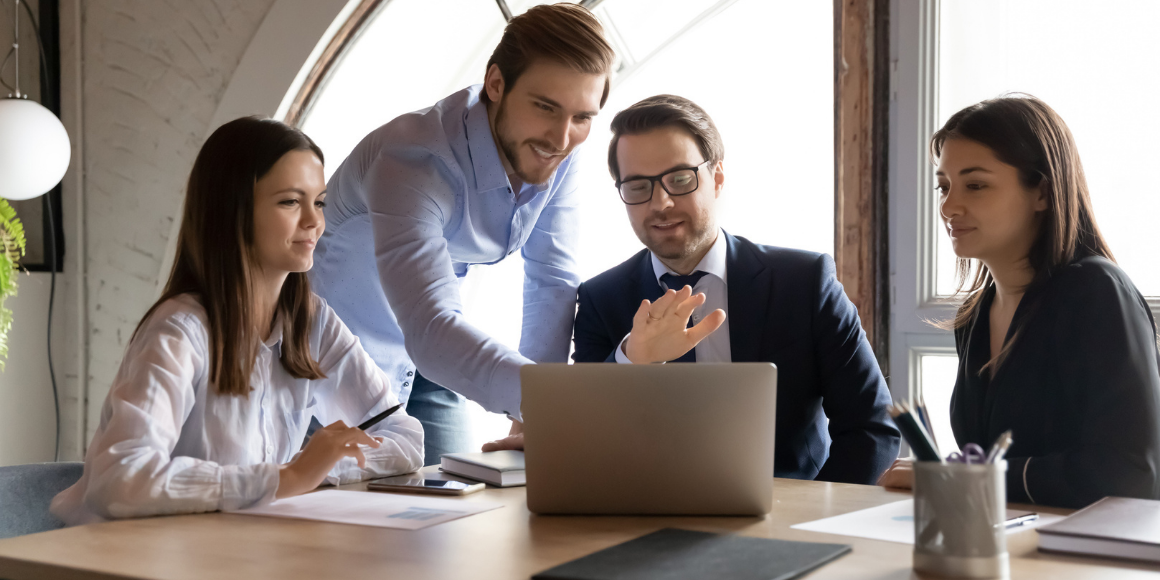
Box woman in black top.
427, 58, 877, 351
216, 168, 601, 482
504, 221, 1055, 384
880, 95, 1160, 509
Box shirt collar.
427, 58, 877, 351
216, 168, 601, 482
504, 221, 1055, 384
650, 229, 728, 288
464, 85, 512, 193
262, 310, 285, 357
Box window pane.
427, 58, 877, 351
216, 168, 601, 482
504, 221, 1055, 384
918, 353, 959, 455
936, 0, 1160, 296
302, 0, 507, 177
577, 0, 834, 283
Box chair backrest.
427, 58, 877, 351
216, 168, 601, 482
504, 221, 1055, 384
0, 462, 84, 539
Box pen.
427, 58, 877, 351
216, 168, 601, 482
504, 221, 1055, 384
358, 403, 403, 431
986, 429, 1013, 464
889, 404, 943, 462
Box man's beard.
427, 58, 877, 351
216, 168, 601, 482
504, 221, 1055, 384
494, 99, 559, 186
643, 212, 716, 262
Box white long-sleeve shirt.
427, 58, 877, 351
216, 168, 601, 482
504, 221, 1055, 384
51, 293, 424, 525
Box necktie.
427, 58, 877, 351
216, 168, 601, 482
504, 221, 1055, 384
658, 271, 709, 363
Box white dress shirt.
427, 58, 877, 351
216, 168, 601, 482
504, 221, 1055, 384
615, 230, 732, 363
50, 293, 424, 526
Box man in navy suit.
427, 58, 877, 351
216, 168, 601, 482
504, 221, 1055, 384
565, 94, 899, 484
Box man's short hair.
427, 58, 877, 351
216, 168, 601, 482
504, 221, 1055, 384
485, 3, 615, 106
607, 95, 725, 180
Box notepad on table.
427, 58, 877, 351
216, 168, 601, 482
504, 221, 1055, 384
1037, 497, 1160, 563
440, 450, 526, 487
532, 528, 851, 580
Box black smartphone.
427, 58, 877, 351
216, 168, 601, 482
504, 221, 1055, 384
366, 474, 484, 496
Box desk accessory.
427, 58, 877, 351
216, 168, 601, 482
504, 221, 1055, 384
531, 528, 851, 580
890, 403, 942, 461
440, 450, 526, 487
357, 403, 402, 431
912, 429, 1015, 578
1037, 497, 1160, 563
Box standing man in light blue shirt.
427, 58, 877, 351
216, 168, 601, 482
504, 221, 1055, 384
310, 4, 615, 465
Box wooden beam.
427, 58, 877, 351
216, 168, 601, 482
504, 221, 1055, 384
834, 0, 889, 369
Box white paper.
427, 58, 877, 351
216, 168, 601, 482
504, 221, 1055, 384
790, 499, 1066, 544
232, 489, 502, 530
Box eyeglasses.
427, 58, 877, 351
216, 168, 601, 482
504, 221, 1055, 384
616, 160, 711, 205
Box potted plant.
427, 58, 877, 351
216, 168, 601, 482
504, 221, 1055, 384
0, 197, 26, 371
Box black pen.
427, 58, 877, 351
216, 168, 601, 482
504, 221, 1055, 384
889, 404, 943, 462
358, 403, 403, 431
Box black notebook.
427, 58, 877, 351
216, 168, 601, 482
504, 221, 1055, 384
532, 528, 851, 580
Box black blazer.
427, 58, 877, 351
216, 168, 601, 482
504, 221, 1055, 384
572, 232, 900, 484
952, 256, 1160, 509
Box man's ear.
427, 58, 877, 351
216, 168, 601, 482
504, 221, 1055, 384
484, 64, 506, 103
713, 160, 725, 199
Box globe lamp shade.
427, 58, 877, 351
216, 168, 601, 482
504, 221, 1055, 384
0, 98, 71, 201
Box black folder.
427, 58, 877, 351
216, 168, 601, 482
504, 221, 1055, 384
532, 528, 851, 580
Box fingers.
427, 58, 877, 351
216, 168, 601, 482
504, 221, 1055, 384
671, 291, 708, 321
651, 286, 693, 319
482, 433, 524, 452
685, 308, 726, 344
632, 299, 652, 329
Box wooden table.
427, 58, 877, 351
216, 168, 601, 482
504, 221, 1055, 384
0, 467, 1156, 579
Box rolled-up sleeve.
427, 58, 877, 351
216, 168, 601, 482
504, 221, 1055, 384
365, 149, 532, 418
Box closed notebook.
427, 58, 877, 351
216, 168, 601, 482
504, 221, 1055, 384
1037, 497, 1160, 563
440, 450, 526, 487
532, 528, 851, 580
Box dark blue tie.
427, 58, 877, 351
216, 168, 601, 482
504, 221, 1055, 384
659, 271, 709, 363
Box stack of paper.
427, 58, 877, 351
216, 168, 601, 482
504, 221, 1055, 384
233, 489, 502, 531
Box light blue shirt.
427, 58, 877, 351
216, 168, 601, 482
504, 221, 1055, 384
311, 85, 581, 419
615, 229, 732, 363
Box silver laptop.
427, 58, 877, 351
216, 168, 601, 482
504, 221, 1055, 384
521, 363, 777, 516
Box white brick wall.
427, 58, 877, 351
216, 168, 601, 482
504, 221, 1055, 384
78, 0, 276, 443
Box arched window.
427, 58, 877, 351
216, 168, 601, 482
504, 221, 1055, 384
288, 0, 834, 446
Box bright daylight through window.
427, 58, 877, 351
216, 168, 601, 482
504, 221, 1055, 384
917, 0, 1160, 437
935, 0, 1160, 298
299, 0, 834, 445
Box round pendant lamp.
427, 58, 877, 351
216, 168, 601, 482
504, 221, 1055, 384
0, 97, 71, 200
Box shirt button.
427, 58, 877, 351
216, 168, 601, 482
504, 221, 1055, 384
403, 382, 410, 387
406, 371, 413, 377
266, 445, 274, 454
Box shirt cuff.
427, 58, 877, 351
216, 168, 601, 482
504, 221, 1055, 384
220, 462, 280, 511
614, 335, 633, 364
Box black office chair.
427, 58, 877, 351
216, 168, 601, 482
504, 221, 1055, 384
0, 462, 84, 539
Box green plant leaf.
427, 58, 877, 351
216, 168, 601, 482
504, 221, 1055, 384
0, 196, 25, 372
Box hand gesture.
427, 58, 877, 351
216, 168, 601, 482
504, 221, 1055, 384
624, 285, 726, 364
277, 420, 381, 498
876, 458, 914, 489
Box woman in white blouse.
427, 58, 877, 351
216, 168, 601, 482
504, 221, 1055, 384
52, 117, 424, 525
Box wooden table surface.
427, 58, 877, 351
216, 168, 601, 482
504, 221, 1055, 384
0, 467, 1156, 580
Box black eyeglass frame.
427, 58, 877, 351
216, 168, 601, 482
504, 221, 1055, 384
615, 159, 712, 205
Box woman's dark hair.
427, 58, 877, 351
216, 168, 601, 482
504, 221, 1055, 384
134, 116, 327, 396
931, 94, 1114, 371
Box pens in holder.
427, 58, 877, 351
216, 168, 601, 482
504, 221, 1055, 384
985, 430, 1013, 464
889, 403, 942, 462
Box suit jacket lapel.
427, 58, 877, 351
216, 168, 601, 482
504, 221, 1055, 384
726, 232, 772, 362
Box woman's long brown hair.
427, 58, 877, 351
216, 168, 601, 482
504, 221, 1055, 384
134, 116, 326, 395
931, 95, 1114, 373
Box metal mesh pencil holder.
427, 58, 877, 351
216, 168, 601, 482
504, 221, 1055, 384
913, 460, 1009, 578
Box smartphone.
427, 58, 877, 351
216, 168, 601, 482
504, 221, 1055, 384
1004, 509, 1039, 527
367, 474, 484, 496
